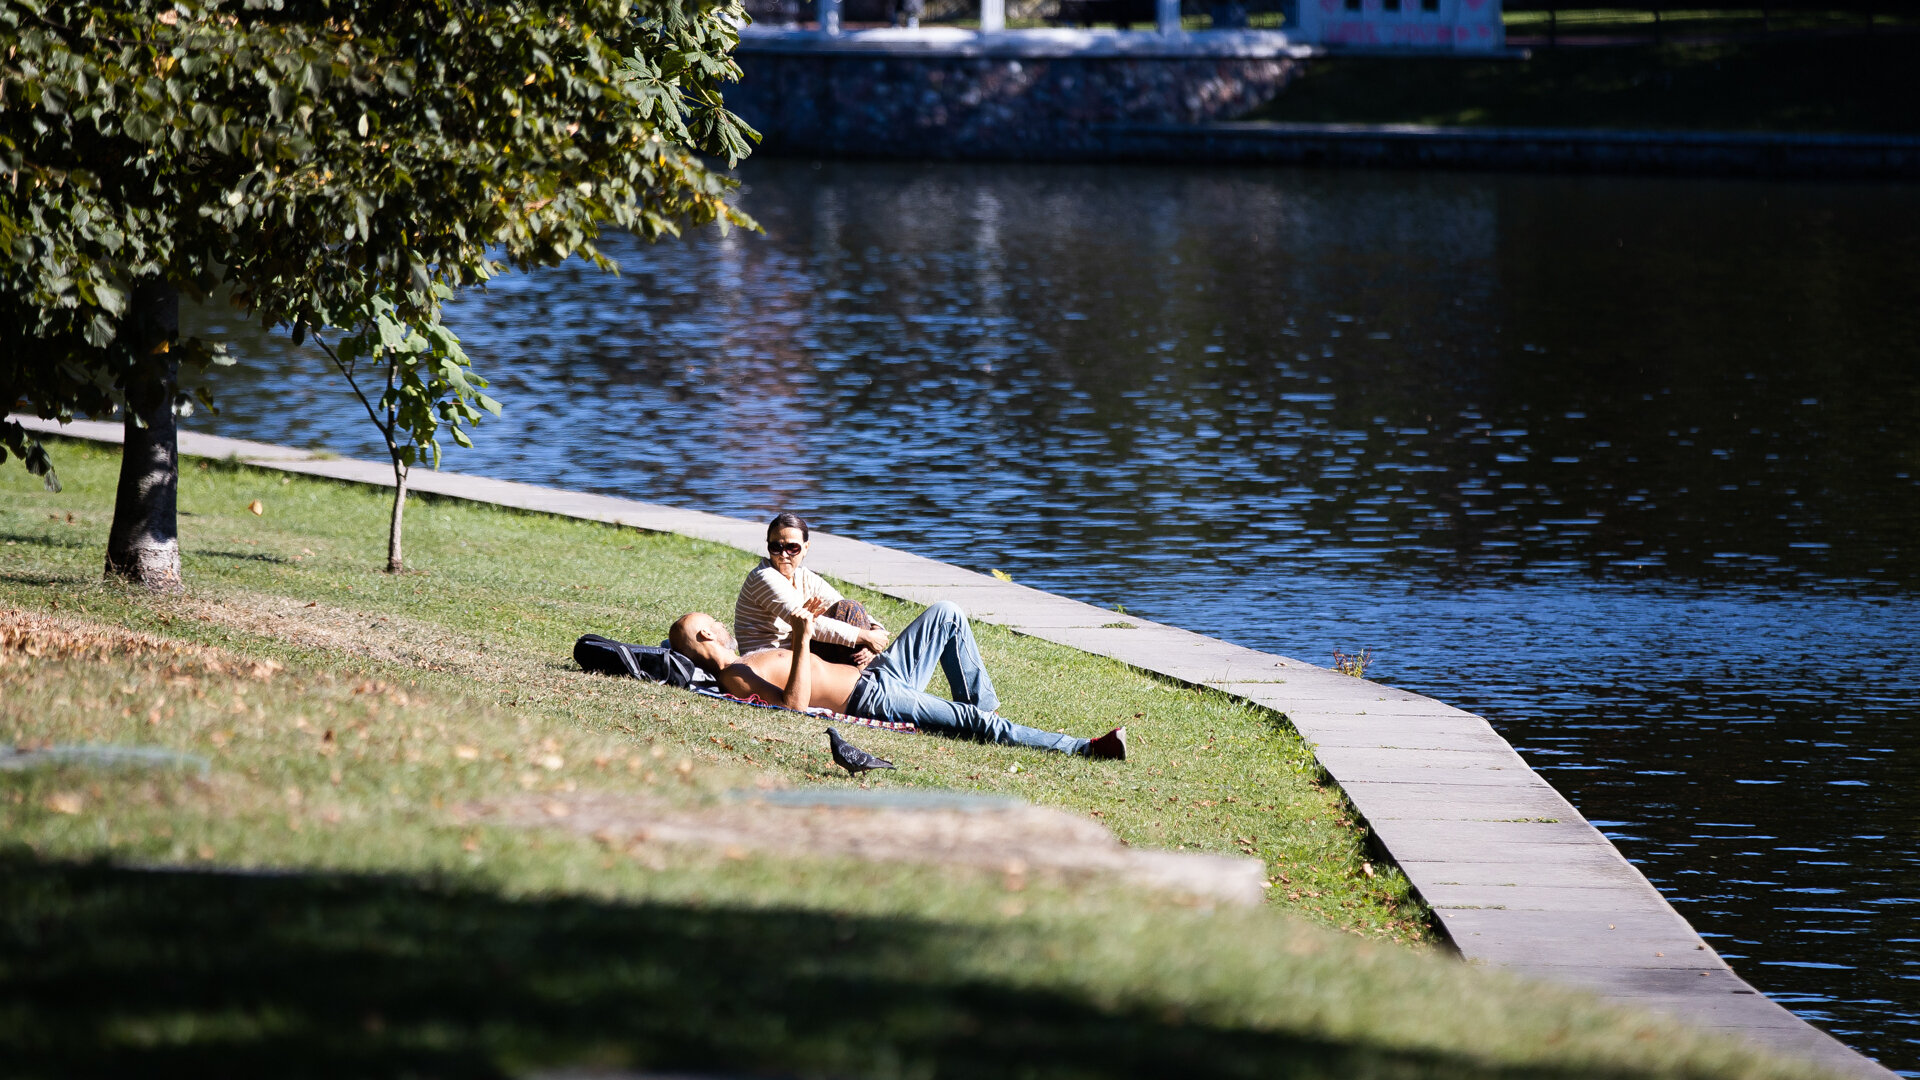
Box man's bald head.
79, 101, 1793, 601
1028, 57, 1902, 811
669, 612, 733, 673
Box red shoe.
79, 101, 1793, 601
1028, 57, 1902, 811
1086, 726, 1127, 761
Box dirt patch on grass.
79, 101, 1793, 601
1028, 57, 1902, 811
172, 592, 512, 685
466, 790, 1267, 906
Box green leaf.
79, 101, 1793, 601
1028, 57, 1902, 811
376, 313, 407, 351
92, 280, 127, 317
83, 314, 115, 348
121, 110, 160, 142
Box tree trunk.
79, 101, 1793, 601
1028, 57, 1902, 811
105, 282, 183, 593
386, 458, 409, 573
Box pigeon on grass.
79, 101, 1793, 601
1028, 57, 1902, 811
827, 727, 896, 778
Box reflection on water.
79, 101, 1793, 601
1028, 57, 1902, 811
187, 161, 1920, 1070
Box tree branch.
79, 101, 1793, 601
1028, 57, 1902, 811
309, 326, 391, 443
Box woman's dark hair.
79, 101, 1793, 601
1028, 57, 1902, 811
768, 512, 810, 541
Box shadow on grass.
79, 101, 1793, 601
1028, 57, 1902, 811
0, 853, 1648, 1080
190, 549, 293, 565
189, 455, 258, 475
0, 571, 91, 589
0, 531, 93, 552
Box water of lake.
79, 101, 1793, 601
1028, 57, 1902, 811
186, 160, 1920, 1071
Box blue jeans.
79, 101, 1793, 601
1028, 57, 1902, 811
846, 601, 1088, 755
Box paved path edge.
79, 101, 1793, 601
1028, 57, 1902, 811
10, 415, 1896, 1079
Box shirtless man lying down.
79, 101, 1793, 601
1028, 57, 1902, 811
669, 600, 1126, 759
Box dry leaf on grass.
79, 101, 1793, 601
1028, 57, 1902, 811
1, 609, 279, 682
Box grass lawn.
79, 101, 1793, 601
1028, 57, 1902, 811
1244, 34, 1920, 133
0, 438, 1844, 1078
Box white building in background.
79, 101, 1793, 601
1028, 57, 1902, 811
1293, 0, 1504, 51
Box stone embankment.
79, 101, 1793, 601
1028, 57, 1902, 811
730, 27, 1310, 158
728, 27, 1920, 177
10, 414, 1898, 1079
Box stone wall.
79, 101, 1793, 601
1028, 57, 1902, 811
731, 29, 1308, 159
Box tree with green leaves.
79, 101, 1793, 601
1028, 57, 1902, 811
2, 0, 756, 588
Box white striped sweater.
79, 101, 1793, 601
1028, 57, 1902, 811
733, 560, 864, 654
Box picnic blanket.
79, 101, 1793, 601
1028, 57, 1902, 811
698, 687, 921, 730
693, 688, 918, 733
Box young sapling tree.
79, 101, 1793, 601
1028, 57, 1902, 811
312, 291, 498, 573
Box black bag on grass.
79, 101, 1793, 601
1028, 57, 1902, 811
573, 634, 717, 692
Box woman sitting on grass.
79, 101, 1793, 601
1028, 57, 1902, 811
735, 512, 890, 666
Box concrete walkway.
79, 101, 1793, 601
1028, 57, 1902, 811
13, 415, 1896, 1079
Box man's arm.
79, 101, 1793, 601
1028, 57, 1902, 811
718, 611, 818, 709
783, 608, 814, 710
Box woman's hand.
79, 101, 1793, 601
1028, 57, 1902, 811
802, 596, 829, 616
858, 626, 889, 653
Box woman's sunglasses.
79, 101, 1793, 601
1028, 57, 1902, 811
769, 541, 804, 556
